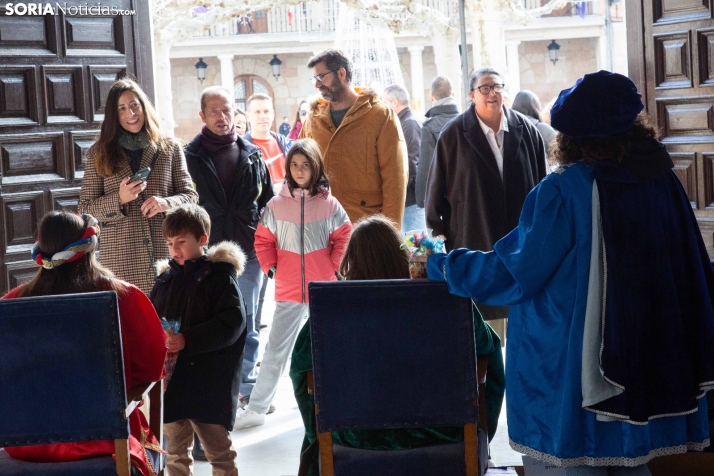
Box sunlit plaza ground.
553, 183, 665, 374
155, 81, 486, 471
193, 279, 521, 476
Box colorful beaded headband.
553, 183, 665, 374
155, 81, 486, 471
31, 214, 100, 270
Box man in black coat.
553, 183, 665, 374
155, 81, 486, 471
383, 84, 424, 233
183, 86, 274, 412
415, 76, 460, 208
425, 68, 547, 330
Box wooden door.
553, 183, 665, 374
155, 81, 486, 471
0, 0, 154, 293
627, 0, 714, 256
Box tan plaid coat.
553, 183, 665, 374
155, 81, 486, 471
78, 139, 198, 293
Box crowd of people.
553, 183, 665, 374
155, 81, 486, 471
2, 46, 714, 476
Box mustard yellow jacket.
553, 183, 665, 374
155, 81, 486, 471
300, 90, 408, 226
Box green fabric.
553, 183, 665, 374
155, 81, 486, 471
289, 302, 506, 474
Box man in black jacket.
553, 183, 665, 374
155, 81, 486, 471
425, 68, 547, 337
415, 76, 460, 208
184, 86, 274, 415
383, 84, 424, 233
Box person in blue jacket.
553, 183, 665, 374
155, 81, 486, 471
427, 71, 714, 475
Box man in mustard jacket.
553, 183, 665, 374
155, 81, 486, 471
300, 49, 408, 226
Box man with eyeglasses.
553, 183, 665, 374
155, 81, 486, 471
300, 49, 408, 226
424, 67, 547, 331
184, 87, 275, 441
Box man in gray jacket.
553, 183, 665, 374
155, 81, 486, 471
415, 76, 460, 208
383, 84, 424, 233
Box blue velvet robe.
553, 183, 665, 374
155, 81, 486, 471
427, 160, 711, 466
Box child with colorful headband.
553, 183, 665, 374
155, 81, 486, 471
2, 211, 166, 476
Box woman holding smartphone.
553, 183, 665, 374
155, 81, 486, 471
78, 78, 198, 294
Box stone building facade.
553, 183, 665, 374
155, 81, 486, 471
168, 0, 627, 143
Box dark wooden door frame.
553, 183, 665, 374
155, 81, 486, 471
0, 0, 154, 293
626, 0, 714, 257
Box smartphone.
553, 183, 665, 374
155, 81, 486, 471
131, 167, 151, 183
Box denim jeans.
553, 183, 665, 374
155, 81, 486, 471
402, 204, 426, 235
237, 256, 263, 396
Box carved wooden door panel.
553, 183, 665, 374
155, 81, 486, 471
0, 1, 154, 293
628, 0, 714, 256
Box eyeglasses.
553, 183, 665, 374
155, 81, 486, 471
298, 110, 308, 116
473, 84, 505, 95
311, 70, 336, 86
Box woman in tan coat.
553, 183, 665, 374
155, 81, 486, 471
78, 78, 198, 293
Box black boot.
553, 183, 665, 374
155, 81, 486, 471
192, 433, 207, 461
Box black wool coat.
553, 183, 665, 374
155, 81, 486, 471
150, 242, 247, 430
397, 107, 423, 207
424, 106, 547, 319
425, 105, 547, 250
184, 135, 274, 261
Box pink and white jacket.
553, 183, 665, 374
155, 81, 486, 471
255, 183, 352, 303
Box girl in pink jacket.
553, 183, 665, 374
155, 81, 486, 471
235, 138, 352, 429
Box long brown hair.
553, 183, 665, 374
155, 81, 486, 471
17, 212, 125, 298
93, 78, 164, 177
550, 113, 660, 166
285, 138, 329, 196
339, 215, 410, 280
293, 100, 308, 129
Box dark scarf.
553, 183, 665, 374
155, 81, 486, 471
200, 125, 238, 155
589, 138, 714, 423
118, 128, 151, 173
118, 128, 151, 150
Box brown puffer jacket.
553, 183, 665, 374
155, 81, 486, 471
78, 139, 198, 294
300, 90, 408, 226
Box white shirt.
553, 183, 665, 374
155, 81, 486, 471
476, 110, 509, 179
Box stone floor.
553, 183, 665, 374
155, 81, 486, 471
193, 280, 522, 476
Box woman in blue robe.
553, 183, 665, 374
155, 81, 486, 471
426, 71, 714, 475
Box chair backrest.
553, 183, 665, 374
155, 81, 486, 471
0, 291, 128, 447
309, 279, 477, 433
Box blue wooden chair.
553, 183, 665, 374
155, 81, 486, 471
308, 279, 487, 476
0, 291, 163, 476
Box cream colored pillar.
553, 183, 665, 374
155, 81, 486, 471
153, 40, 175, 135
218, 54, 235, 94
470, 5, 507, 75
506, 41, 521, 94
596, 28, 608, 71
408, 46, 425, 115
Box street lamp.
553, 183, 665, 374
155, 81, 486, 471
269, 54, 282, 79
195, 57, 208, 83
547, 40, 561, 66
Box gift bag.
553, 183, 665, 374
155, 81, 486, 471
403, 230, 445, 279
160, 317, 181, 391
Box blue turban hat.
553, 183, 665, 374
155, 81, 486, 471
550, 70, 644, 138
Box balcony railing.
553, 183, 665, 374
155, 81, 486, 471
195, 0, 593, 38
519, 0, 594, 17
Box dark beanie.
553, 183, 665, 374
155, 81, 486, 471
550, 70, 644, 138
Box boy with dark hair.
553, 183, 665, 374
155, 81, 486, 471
149, 203, 247, 476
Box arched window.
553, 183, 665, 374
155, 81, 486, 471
234, 74, 273, 112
